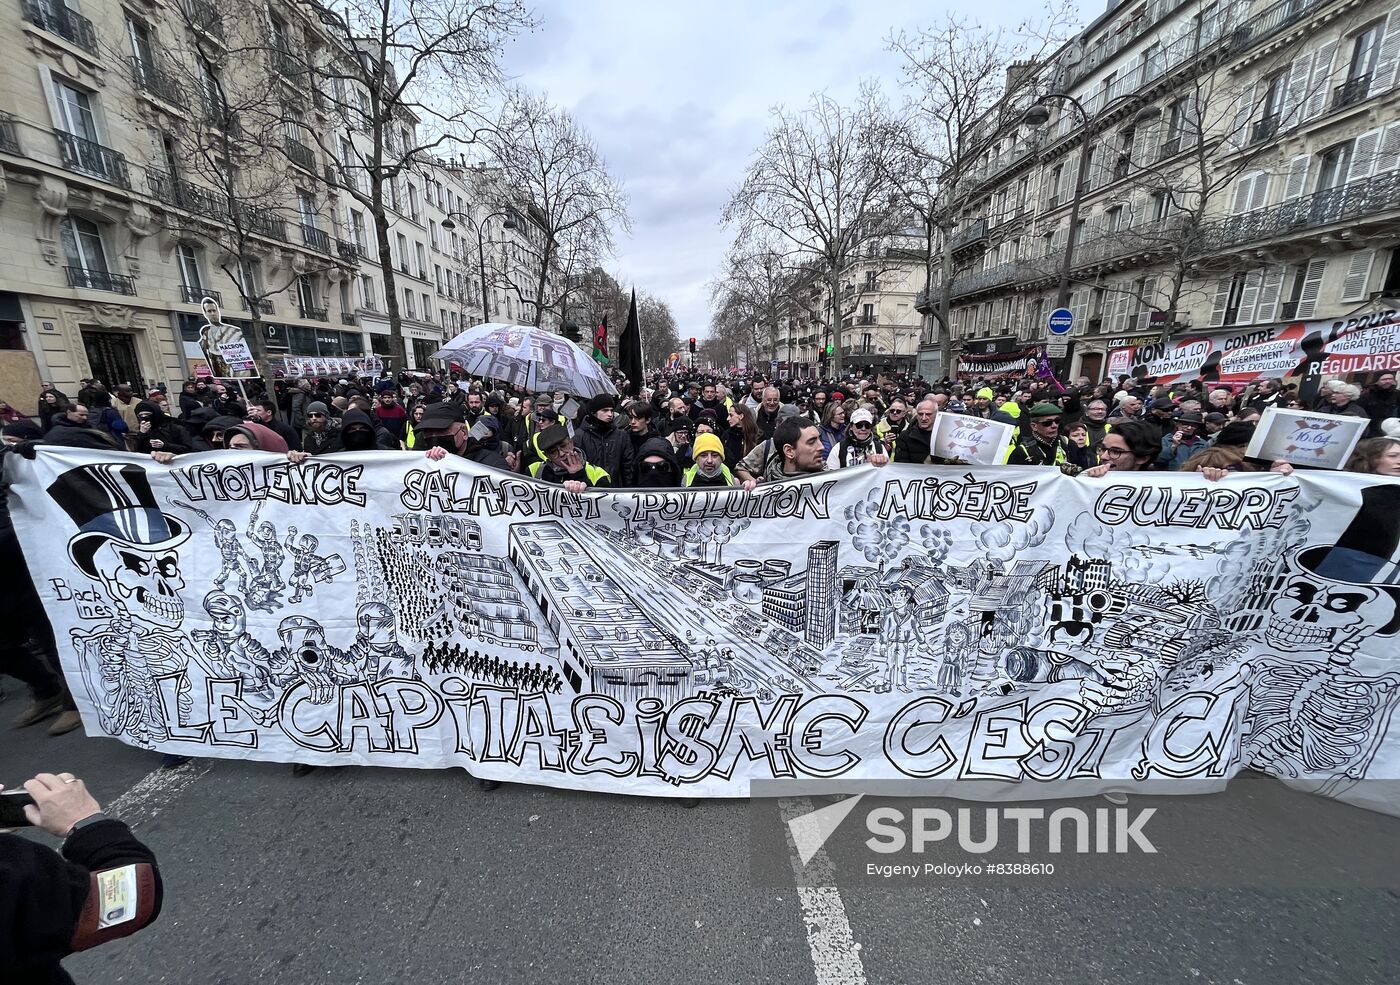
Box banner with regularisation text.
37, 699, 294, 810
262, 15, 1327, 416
7, 448, 1400, 808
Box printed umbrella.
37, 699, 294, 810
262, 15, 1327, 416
432, 322, 618, 399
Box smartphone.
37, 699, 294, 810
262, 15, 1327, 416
0, 789, 35, 827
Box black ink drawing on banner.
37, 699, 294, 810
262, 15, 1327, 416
172, 499, 254, 594
48, 463, 199, 747
283, 527, 345, 603
243, 503, 286, 612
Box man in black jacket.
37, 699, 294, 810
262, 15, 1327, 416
574, 394, 635, 487
2, 771, 163, 984
893, 398, 936, 464
246, 400, 302, 452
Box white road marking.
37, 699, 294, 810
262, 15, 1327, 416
779, 796, 868, 985
106, 761, 211, 827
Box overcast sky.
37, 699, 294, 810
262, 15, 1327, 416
499, 0, 1041, 341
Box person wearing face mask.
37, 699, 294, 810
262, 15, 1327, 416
130, 400, 192, 456
684, 432, 736, 487
636, 436, 684, 487
331, 409, 395, 452
574, 394, 636, 487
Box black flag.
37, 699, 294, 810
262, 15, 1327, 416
619, 289, 643, 396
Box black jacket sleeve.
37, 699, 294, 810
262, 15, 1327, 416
1, 820, 162, 983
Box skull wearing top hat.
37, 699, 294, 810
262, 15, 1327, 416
48, 463, 190, 629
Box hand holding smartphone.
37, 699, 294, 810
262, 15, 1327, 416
0, 788, 36, 827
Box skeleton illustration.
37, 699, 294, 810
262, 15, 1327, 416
1245, 653, 1400, 788
1263, 576, 1393, 654
284, 526, 346, 604
51, 465, 200, 747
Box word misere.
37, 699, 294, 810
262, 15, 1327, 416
877, 475, 1038, 523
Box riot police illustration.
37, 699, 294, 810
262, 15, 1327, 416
284, 527, 346, 604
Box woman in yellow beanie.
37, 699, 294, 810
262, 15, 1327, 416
684, 432, 737, 487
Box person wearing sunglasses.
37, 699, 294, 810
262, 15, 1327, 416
826, 406, 890, 469
1006, 403, 1079, 473
300, 401, 340, 456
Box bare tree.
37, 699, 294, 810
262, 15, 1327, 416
723, 87, 908, 376
636, 292, 682, 371
886, 10, 1074, 375
127, 1, 343, 400
487, 89, 631, 329
272, 0, 532, 365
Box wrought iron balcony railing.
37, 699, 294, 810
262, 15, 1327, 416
130, 57, 187, 108
55, 131, 131, 189
180, 285, 221, 305
298, 303, 329, 322
336, 238, 360, 261
241, 296, 274, 314
21, 0, 97, 54
66, 266, 136, 294
1198, 171, 1400, 252
237, 203, 286, 242
148, 171, 230, 219
0, 112, 20, 154
284, 136, 315, 171
1251, 114, 1280, 144
186, 0, 224, 40
1333, 75, 1371, 111
301, 224, 330, 252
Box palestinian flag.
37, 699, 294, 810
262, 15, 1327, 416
591, 315, 610, 365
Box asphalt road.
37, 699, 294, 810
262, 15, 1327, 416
4, 678, 1400, 985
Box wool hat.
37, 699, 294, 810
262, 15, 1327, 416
975, 387, 995, 400
693, 433, 724, 458
306, 401, 329, 416
585, 393, 616, 416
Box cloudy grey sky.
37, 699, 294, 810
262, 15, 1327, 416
497, 0, 1014, 341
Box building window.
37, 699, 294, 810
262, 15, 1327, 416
298, 191, 318, 229
238, 257, 263, 297
61, 216, 108, 271
53, 79, 100, 143
1347, 20, 1384, 87
404, 288, 415, 319
1316, 141, 1353, 191
407, 183, 419, 221
177, 243, 204, 292
396, 233, 409, 271
350, 209, 367, 249
360, 274, 376, 311
1222, 274, 1247, 325
415, 242, 426, 277
429, 219, 439, 250
421, 292, 430, 319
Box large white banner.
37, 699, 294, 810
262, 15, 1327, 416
7, 449, 1400, 805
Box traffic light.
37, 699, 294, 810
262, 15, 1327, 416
688, 337, 696, 353
825, 344, 834, 356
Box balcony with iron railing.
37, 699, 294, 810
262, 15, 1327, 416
298, 302, 329, 322
66, 266, 135, 295
949, 262, 1019, 299
186, 0, 224, 40
237, 203, 286, 242
148, 171, 229, 218
949, 218, 989, 254
336, 238, 360, 262
179, 286, 221, 305
55, 131, 130, 189
301, 224, 330, 253
130, 57, 187, 108
1197, 170, 1400, 253
1333, 75, 1371, 111
1070, 214, 1191, 269
0, 112, 20, 154
340, 312, 357, 326
241, 296, 274, 314
1157, 135, 1182, 160
857, 313, 878, 326
270, 47, 304, 79
284, 136, 315, 172
21, 0, 97, 54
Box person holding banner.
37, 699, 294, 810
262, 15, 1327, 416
1081, 420, 1159, 477
529, 425, 611, 492
1006, 404, 1079, 473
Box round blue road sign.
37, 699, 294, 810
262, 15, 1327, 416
1048, 307, 1074, 335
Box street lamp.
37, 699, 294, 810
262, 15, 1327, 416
1023, 94, 1161, 358
440, 210, 518, 322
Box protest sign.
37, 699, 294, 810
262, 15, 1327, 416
1246, 407, 1368, 469
929, 412, 1015, 465
8, 450, 1400, 810
195, 298, 257, 379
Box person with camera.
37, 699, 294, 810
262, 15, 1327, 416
2, 772, 164, 984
